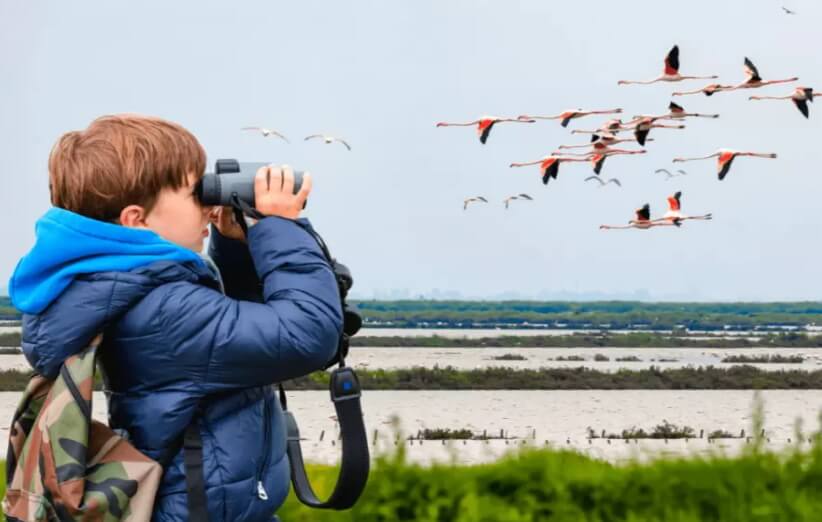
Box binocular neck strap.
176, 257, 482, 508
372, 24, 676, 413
279, 365, 369, 509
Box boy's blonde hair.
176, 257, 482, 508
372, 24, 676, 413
48, 114, 206, 222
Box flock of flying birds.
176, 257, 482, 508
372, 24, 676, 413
241, 127, 352, 150
437, 43, 814, 230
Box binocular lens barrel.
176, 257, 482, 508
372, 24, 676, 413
197, 160, 304, 207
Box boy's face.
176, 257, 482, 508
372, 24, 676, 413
121, 172, 212, 252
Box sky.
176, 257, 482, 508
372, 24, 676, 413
0, 0, 820, 301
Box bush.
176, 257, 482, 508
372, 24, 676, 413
277, 442, 822, 521
722, 354, 805, 364
491, 354, 527, 361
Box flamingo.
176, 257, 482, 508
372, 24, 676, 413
749, 87, 815, 118
584, 176, 622, 188
600, 204, 681, 230
632, 117, 686, 146
635, 101, 719, 120
672, 83, 733, 97
463, 196, 489, 210
509, 156, 590, 185
304, 134, 352, 150
673, 150, 777, 180
571, 119, 636, 135
617, 45, 719, 85
436, 115, 534, 144
655, 191, 712, 224
516, 108, 623, 128
727, 58, 798, 91
241, 126, 290, 142
503, 193, 534, 209
590, 149, 647, 175
678, 58, 798, 96
558, 133, 652, 150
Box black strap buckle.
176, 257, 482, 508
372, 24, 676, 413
330, 367, 361, 402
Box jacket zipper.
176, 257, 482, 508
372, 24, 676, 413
255, 395, 272, 500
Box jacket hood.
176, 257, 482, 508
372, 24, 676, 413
10, 207, 205, 314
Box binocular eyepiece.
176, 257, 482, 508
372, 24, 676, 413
196, 158, 305, 207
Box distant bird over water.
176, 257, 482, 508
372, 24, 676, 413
503, 194, 533, 209
463, 196, 488, 210
241, 126, 290, 142
304, 134, 352, 150
584, 176, 621, 188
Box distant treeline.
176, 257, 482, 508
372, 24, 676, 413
0, 296, 17, 321
5, 298, 822, 329
351, 332, 822, 348
283, 365, 822, 391
4, 331, 822, 349
352, 300, 822, 330
0, 365, 819, 391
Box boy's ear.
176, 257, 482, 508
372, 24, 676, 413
118, 204, 148, 228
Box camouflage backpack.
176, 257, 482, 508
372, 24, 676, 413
3, 335, 163, 521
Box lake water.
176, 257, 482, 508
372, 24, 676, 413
0, 347, 820, 373
0, 390, 818, 465
359, 328, 785, 339
349, 347, 822, 372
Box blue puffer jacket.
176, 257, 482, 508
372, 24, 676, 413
10, 208, 343, 521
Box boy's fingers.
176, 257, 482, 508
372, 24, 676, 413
281, 165, 295, 195
296, 172, 312, 205
255, 167, 269, 195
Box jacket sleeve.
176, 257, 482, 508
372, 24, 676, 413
207, 225, 263, 303
160, 216, 343, 391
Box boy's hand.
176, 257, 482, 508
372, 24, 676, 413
255, 165, 312, 220
209, 207, 246, 242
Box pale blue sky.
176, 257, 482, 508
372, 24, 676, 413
1, 0, 820, 301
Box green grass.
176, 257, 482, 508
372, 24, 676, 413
1, 446, 820, 522
276, 441, 822, 521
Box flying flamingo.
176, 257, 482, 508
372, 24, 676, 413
632, 117, 686, 146
509, 155, 590, 185
436, 115, 535, 144
672, 83, 733, 97
571, 119, 636, 135
241, 126, 290, 142
516, 108, 623, 128
673, 150, 777, 180
617, 45, 719, 85
749, 87, 815, 118
503, 193, 534, 209
463, 196, 489, 210
558, 133, 652, 150
634, 101, 719, 120
677, 58, 798, 96
600, 204, 681, 230
655, 191, 712, 224
590, 149, 647, 175
584, 176, 622, 188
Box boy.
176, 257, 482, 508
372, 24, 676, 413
8, 114, 343, 521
